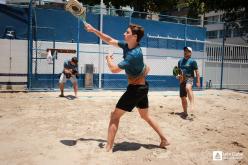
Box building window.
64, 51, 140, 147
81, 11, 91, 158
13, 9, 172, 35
233, 28, 242, 37
207, 31, 218, 39
225, 29, 232, 38
218, 29, 233, 38
205, 15, 219, 25
219, 30, 223, 38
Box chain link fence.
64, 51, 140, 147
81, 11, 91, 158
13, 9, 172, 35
27, 5, 248, 91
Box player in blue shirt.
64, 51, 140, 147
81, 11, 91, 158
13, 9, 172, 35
85, 23, 169, 152
177, 47, 200, 118
59, 57, 79, 97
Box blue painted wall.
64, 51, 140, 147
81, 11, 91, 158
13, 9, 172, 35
29, 73, 202, 90
0, 5, 205, 89
0, 4, 206, 51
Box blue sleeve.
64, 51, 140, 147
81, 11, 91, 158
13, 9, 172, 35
118, 55, 132, 69
118, 41, 127, 49
192, 60, 198, 70
178, 60, 181, 68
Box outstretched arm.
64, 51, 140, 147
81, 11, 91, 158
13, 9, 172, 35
85, 24, 119, 47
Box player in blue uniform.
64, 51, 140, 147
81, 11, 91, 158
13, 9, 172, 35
177, 47, 200, 118
85, 23, 169, 152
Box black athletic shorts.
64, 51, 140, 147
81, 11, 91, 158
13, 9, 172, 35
116, 82, 149, 112
180, 81, 187, 97
180, 78, 194, 97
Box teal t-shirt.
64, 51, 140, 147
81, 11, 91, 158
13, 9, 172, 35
178, 57, 198, 78
117, 41, 145, 77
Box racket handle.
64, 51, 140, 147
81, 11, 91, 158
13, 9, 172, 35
82, 20, 87, 26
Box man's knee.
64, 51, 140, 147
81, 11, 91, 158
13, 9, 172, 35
140, 114, 148, 121
59, 82, 64, 87
181, 97, 187, 102
186, 85, 192, 92
110, 111, 120, 121
73, 83, 78, 88
139, 110, 149, 121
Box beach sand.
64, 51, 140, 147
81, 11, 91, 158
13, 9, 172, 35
0, 89, 247, 165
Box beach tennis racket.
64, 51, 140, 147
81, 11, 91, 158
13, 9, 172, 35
65, 0, 87, 25
173, 66, 186, 83
173, 66, 181, 76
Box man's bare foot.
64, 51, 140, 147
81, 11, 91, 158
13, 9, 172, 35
189, 104, 194, 111
59, 94, 64, 97
159, 139, 170, 148
106, 144, 112, 152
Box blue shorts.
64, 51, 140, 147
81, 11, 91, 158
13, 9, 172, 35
116, 82, 149, 112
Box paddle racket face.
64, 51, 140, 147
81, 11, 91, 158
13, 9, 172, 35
173, 66, 181, 76
65, 0, 87, 25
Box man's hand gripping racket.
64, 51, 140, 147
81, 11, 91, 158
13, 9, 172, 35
173, 66, 185, 83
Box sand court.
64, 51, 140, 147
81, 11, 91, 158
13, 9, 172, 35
0, 89, 247, 165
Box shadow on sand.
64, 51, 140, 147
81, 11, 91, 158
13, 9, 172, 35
60, 138, 163, 152
64, 95, 77, 100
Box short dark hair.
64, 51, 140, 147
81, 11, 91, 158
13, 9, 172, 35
129, 24, 144, 42
71, 57, 78, 64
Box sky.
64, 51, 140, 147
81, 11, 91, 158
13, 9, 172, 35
0, 0, 6, 4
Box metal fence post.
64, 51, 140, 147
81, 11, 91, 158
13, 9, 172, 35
98, 0, 104, 89
28, 0, 34, 90
220, 22, 226, 89
184, 17, 187, 46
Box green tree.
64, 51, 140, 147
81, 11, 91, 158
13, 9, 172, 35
186, 0, 206, 18
207, 0, 248, 41
80, 0, 248, 41
184, 0, 248, 41
80, 0, 178, 18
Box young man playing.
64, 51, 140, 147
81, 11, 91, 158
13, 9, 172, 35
177, 47, 200, 118
85, 23, 169, 152
59, 57, 79, 97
